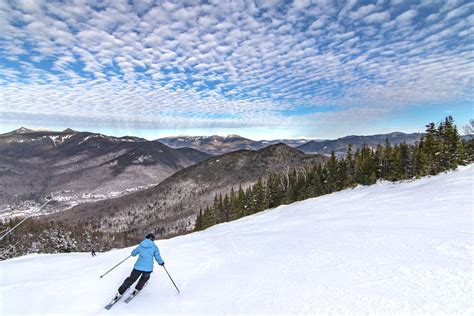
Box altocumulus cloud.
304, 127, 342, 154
0, 0, 473, 137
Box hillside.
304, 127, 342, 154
0, 129, 211, 214
159, 132, 426, 156
47, 144, 327, 238
1, 165, 472, 314
297, 132, 423, 156
158, 135, 310, 155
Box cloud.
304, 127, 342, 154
364, 11, 390, 24
395, 9, 418, 24
349, 4, 376, 21
444, 2, 473, 20
0, 0, 472, 138
16, 0, 41, 13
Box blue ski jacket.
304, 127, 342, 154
131, 239, 164, 272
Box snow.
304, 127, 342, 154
134, 155, 152, 164
17, 127, 29, 133
1, 166, 473, 315
0, 200, 45, 221
50, 135, 73, 146
78, 135, 101, 144
78, 134, 118, 145
50, 135, 60, 146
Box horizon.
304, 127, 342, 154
3, 124, 432, 142
1, 1, 473, 139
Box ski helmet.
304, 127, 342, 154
145, 233, 155, 240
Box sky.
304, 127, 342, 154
0, 0, 473, 140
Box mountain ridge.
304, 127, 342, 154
0, 129, 211, 214
47, 143, 327, 238
297, 132, 424, 156
158, 132, 430, 155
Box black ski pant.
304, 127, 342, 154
118, 269, 151, 294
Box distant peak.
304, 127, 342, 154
62, 128, 77, 134
14, 127, 34, 134
261, 143, 293, 151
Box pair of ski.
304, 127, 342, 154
104, 284, 146, 310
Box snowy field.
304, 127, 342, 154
1, 165, 473, 315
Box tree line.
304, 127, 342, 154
0, 218, 140, 260
195, 116, 473, 231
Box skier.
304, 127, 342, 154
91, 249, 96, 257
114, 233, 164, 299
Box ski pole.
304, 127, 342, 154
162, 265, 180, 294
100, 255, 132, 278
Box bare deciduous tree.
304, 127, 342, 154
463, 119, 474, 136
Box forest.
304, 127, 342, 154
195, 116, 473, 231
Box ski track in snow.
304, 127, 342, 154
1, 165, 473, 315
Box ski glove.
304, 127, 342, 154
159, 262, 165, 266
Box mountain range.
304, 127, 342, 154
158, 135, 310, 155
297, 132, 424, 156
0, 128, 432, 217
1, 126, 471, 254
0, 128, 210, 213
159, 132, 426, 156
47, 144, 327, 238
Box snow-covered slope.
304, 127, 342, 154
1, 166, 473, 315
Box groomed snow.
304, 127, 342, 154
1, 165, 473, 315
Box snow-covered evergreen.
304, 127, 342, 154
0, 165, 472, 314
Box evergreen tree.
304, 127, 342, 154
444, 116, 464, 167
237, 185, 245, 218
382, 138, 392, 179
244, 187, 252, 216
399, 142, 411, 179
357, 145, 377, 184
229, 187, 240, 221
194, 208, 203, 231
326, 151, 339, 191
436, 119, 449, 171
464, 138, 474, 162
423, 122, 438, 175
252, 177, 266, 212
374, 144, 384, 179
223, 193, 230, 222
344, 145, 356, 187
284, 170, 299, 203
195, 116, 471, 232
389, 144, 402, 180
415, 137, 429, 176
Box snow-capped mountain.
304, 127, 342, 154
1, 165, 472, 314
